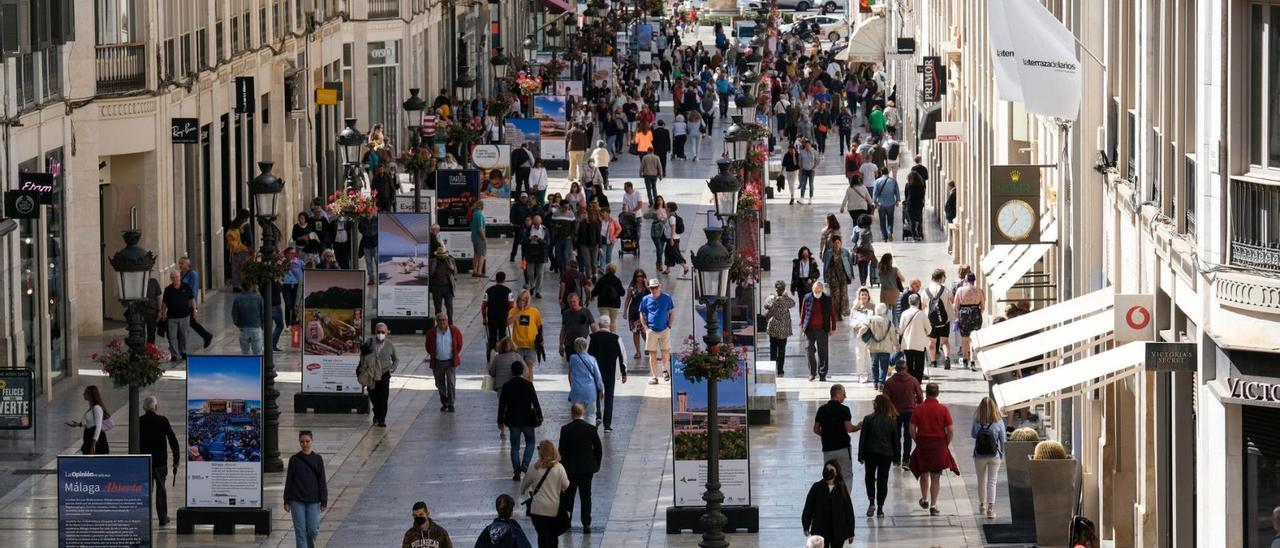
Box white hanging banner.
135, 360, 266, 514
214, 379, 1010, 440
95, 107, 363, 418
988, 0, 1082, 121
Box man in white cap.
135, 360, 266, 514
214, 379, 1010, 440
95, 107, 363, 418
639, 277, 676, 384
587, 316, 628, 432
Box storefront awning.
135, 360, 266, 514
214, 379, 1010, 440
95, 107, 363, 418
541, 0, 572, 13
992, 341, 1146, 410
976, 311, 1113, 376
989, 243, 1052, 302
973, 287, 1114, 349
839, 16, 885, 64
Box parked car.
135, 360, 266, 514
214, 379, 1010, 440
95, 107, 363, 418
776, 0, 846, 14
780, 14, 849, 42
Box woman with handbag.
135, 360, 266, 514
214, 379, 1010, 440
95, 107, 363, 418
74, 385, 111, 454
519, 440, 571, 548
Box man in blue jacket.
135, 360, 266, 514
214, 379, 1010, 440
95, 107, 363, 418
872, 167, 901, 241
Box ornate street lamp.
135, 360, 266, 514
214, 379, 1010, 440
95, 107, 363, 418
723, 118, 748, 159
708, 158, 743, 220
735, 88, 757, 121
689, 226, 733, 548
583, 5, 598, 25
490, 48, 509, 80
455, 69, 476, 100
108, 228, 155, 454
249, 161, 285, 473
337, 118, 366, 190
403, 88, 426, 150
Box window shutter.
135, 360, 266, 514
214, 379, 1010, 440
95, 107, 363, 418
30, 0, 49, 49
49, 0, 73, 45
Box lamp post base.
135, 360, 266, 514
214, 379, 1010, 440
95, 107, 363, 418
664, 505, 759, 534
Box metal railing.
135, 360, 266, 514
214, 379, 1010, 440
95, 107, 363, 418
1230, 178, 1280, 273
95, 43, 146, 94
368, 0, 399, 19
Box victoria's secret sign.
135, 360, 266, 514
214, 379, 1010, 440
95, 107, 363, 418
1227, 377, 1280, 403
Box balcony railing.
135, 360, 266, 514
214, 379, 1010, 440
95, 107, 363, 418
96, 43, 146, 94
369, 0, 399, 19
1230, 178, 1280, 273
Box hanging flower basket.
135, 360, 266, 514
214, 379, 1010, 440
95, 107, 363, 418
740, 122, 771, 142
728, 251, 761, 286
328, 190, 379, 223
240, 251, 290, 289
489, 93, 514, 118
515, 71, 544, 96
678, 336, 749, 382
93, 339, 170, 388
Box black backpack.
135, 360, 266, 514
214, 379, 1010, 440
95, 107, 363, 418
674, 215, 685, 235
927, 287, 949, 329
975, 422, 998, 456
887, 142, 900, 161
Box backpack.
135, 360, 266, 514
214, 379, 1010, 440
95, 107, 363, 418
651, 218, 666, 240
855, 227, 872, 251
674, 215, 685, 235
927, 287, 949, 329
887, 142, 901, 161
975, 422, 999, 456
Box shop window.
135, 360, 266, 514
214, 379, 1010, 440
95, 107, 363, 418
1244, 405, 1280, 547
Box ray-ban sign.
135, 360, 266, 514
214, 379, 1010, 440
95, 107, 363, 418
171, 118, 199, 144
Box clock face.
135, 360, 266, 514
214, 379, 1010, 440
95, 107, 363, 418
996, 199, 1036, 241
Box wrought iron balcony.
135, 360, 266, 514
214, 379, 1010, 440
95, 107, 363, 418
368, 0, 399, 19
1229, 178, 1280, 273
96, 43, 147, 94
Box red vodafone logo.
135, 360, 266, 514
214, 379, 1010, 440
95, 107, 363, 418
1125, 306, 1151, 330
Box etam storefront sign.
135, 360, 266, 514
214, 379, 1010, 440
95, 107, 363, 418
19, 172, 55, 203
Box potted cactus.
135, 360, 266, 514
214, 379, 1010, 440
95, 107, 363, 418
1004, 427, 1040, 525
1029, 440, 1080, 547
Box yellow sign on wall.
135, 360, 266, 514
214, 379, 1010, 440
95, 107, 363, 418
315, 88, 339, 106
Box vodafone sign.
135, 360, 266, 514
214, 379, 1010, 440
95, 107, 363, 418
1114, 294, 1155, 344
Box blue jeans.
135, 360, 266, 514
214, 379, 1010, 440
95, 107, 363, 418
799, 170, 815, 198
288, 501, 320, 548
871, 352, 891, 385
878, 206, 894, 240
363, 248, 377, 284
239, 327, 264, 355
510, 426, 536, 473
601, 242, 614, 269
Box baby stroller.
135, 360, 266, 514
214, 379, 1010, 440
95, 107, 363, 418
618, 211, 641, 256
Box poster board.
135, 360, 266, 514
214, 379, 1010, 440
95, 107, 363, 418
590, 57, 614, 87
435, 169, 482, 231
672, 300, 752, 507
377, 212, 433, 318
504, 119, 542, 159
185, 355, 264, 508
636, 23, 654, 51
301, 269, 366, 393
533, 96, 568, 161
555, 80, 583, 98
0, 368, 34, 429
58, 455, 152, 547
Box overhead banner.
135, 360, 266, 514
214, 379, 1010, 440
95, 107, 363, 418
377, 212, 433, 318
988, 0, 1082, 120
1115, 294, 1155, 345
302, 269, 365, 393
435, 169, 481, 232
58, 455, 152, 548
186, 355, 263, 508
533, 96, 568, 160
920, 56, 943, 102
0, 368, 34, 429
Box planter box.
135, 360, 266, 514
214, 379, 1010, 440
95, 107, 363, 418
1029, 458, 1080, 547
1004, 440, 1038, 525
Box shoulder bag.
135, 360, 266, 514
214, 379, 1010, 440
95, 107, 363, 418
522, 467, 553, 517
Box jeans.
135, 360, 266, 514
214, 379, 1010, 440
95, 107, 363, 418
577, 244, 599, 279
432, 360, 457, 407
798, 170, 815, 198
805, 328, 830, 377
166, 317, 190, 357
431, 291, 455, 323
839, 131, 852, 155
288, 501, 321, 548
152, 466, 170, 521
824, 448, 853, 485
718, 91, 731, 117
643, 175, 659, 205
272, 305, 285, 350
554, 239, 574, 273
599, 166, 610, 188
863, 454, 893, 507
239, 327, 264, 355
511, 227, 526, 260
878, 206, 895, 240
526, 262, 545, 294
871, 352, 891, 385
363, 248, 377, 284
514, 167, 531, 194
369, 372, 391, 423
600, 242, 615, 268
974, 456, 1003, 508
896, 412, 913, 462
282, 283, 299, 325
769, 337, 787, 375
565, 472, 595, 527
905, 349, 926, 384
510, 425, 536, 472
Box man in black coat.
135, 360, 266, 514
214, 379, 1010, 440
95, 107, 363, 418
511, 143, 534, 194
139, 395, 181, 525
587, 317, 627, 432
497, 362, 543, 480
652, 120, 673, 175
558, 403, 603, 532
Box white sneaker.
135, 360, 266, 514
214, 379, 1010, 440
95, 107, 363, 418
985, 504, 996, 519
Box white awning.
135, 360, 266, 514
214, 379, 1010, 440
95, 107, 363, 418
840, 16, 885, 63
987, 243, 1053, 303
976, 311, 1113, 376
992, 341, 1146, 410
972, 287, 1114, 349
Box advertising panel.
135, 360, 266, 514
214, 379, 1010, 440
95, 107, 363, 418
533, 96, 568, 160
377, 213, 433, 318
636, 23, 653, 51
58, 455, 152, 548
302, 269, 366, 393
0, 368, 34, 429
554, 80, 583, 98
186, 355, 263, 508
1115, 294, 1156, 345
504, 119, 542, 159
590, 57, 614, 87
435, 169, 482, 231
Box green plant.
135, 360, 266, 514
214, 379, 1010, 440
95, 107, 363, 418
93, 339, 169, 388
488, 93, 513, 118
740, 122, 771, 142
728, 250, 760, 286
677, 335, 748, 382
1010, 427, 1041, 442
240, 251, 290, 289
1033, 440, 1070, 460
327, 190, 379, 222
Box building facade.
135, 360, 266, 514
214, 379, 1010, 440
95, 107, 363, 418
910, 0, 1279, 546
0, 0, 534, 395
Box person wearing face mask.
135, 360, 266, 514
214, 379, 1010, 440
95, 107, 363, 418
363, 322, 399, 427
401, 501, 454, 548
801, 459, 856, 547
